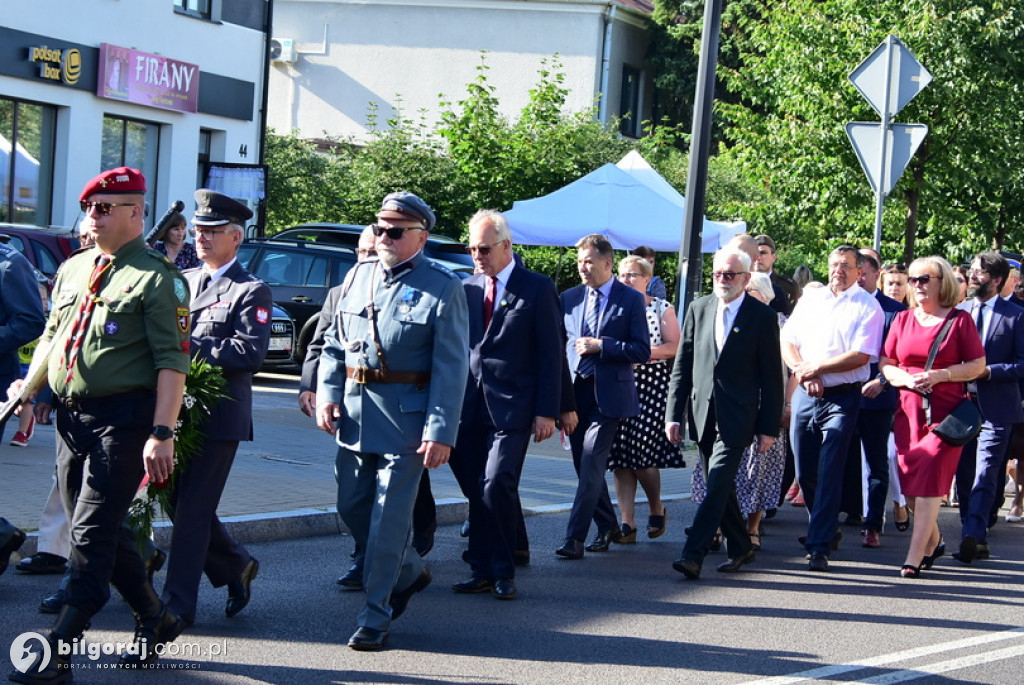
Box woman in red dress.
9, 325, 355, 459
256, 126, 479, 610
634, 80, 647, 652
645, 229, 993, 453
880, 256, 985, 578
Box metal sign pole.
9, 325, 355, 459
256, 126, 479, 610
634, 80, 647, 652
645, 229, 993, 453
873, 36, 895, 254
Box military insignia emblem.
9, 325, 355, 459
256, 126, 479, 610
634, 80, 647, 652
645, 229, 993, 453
103, 321, 119, 335
174, 279, 187, 302
255, 307, 270, 325
176, 306, 190, 334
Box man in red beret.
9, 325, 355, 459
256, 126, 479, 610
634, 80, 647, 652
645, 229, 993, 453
9, 167, 191, 682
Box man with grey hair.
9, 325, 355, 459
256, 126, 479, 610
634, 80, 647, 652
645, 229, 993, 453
449, 209, 563, 599
556, 234, 649, 559
162, 190, 272, 628
781, 245, 884, 571
667, 247, 783, 578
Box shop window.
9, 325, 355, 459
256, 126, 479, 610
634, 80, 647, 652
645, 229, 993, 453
101, 116, 159, 220
0, 97, 56, 226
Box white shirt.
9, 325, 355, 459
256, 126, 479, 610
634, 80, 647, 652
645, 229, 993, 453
203, 257, 237, 285
490, 258, 516, 309
780, 282, 884, 386
716, 293, 745, 349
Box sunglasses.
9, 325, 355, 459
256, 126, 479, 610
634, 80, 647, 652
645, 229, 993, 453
79, 200, 136, 215
465, 240, 506, 256
370, 223, 423, 240
908, 274, 942, 285
712, 271, 747, 281
882, 263, 908, 273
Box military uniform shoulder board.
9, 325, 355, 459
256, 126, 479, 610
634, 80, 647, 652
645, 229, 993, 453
144, 246, 176, 267
67, 244, 94, 258
428, 260, 456, 277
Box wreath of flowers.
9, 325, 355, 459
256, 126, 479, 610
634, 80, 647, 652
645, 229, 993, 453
126, 356, 228, 546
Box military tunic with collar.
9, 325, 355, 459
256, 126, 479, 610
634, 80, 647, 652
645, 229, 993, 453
318, 251, 469, 453
44, 237, 190, 399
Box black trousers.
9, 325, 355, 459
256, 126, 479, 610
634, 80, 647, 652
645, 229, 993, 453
55, 389, 155, 617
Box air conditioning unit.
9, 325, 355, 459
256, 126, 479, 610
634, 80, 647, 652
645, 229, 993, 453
270, 37, 297, 64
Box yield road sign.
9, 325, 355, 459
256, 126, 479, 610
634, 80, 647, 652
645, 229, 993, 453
850, 35, 932, 120
846, 122, 928, 196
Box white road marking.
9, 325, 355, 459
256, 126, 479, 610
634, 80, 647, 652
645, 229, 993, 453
738, 626, 1024, 684
858, 643, 1023, 683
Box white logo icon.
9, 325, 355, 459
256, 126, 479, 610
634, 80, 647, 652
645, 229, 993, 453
10, 632, 50, 674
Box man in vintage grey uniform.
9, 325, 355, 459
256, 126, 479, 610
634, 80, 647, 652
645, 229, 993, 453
317, 192, 468, 651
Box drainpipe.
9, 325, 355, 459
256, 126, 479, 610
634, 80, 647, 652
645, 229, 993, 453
598, 4, 616, 124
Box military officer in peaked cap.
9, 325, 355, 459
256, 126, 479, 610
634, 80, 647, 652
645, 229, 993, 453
317, 191, 469, 651
10, 167, 190, 682
159, 190, 271, 628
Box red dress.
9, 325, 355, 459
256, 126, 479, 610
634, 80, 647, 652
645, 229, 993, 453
884, 309, 985, 497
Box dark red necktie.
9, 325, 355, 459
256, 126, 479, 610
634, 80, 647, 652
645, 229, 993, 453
483, 276, 497, 328
63, 253, 112, 384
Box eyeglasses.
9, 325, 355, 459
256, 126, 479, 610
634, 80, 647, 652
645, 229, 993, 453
618, 272, 644, 280
829, 262, 860, 271
966, 268, 990, 277
357, 248, 377, 258
712, 271, 747, 281
370, 223, 424, 240
465, 240, 506, 256
955, 277, 966, 284
908, 274, 942, 285
189, 227, 231, 239
79, 200, 136, 215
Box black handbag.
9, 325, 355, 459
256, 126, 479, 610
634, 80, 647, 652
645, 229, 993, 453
922, 312, 983, 447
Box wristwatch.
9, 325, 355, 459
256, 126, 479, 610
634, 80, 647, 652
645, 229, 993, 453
876, 373, 888, 387
151, 425, 175, 441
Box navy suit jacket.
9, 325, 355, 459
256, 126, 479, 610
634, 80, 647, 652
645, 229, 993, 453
959, 297, 1024, 425
462, 265, 563, 430
561, 279, 650, 418
862, 290, 908, 411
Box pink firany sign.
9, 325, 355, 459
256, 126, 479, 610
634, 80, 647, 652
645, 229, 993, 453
97, 43, 199, 114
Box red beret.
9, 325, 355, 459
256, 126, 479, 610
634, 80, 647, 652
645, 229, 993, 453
79, 167, 146, 201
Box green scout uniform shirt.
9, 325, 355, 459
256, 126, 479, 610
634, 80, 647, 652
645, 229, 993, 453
44, 236, 191, 398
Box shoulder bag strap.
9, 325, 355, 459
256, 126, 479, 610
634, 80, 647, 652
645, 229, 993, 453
922, 311, 959, 425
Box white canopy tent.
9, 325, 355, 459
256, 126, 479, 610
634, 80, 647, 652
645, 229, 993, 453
505, 151, 744, 253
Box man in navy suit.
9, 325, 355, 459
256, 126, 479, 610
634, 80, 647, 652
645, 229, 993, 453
449, 210, 563, 599
556, 234, 650, 559
954, 251, 1024, 562
666, 247, 783, 578
163, 190, 271, 627
841, 249, 907, 547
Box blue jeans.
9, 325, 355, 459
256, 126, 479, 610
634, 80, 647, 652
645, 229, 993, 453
791, 384, 862, 555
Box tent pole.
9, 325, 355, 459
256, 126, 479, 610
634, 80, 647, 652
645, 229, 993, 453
677, 0, 723, 316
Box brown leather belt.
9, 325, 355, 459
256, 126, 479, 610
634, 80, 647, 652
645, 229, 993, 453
346, 366, 430, 387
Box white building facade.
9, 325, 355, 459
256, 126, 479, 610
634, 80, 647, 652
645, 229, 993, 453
268, 0, 653, 144
1, 0, 270, 231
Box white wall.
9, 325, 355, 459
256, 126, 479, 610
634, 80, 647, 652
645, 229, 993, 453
269, 0, 651, 143
3, 0, 267, 227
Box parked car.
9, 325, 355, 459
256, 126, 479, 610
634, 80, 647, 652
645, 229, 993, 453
239, 235, 471, 364
263, 305, 297, 369
0, 223, 80, 284
273, 222, 475, 269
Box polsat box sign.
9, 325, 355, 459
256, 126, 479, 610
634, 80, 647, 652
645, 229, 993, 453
96, 43, 199, 114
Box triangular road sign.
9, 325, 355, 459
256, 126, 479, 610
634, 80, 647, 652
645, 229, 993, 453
846, 122, 928, 196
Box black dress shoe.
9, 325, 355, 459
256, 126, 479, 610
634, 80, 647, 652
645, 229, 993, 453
808, 552, 830, 572
555, 538, 584, 560
672, 557, 701, 579
514, 549, 530, 567
953, 535, 977, 564
118, 605, 185, 667
145, 548, 167, 584
39, 588, 67, 614
337, 565, 364, 590
585, 528, 622, 552
348, 626, 389, 651
493, 578, 517, 600
412, 520, 436, 558
225, 558, 259, 618
0, 518, 26, 576
390, 568, 431, 620
15, 552, 67, 575
717, 549, 756, 573
452, 577, 494, 594
976, 543, 991, 559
